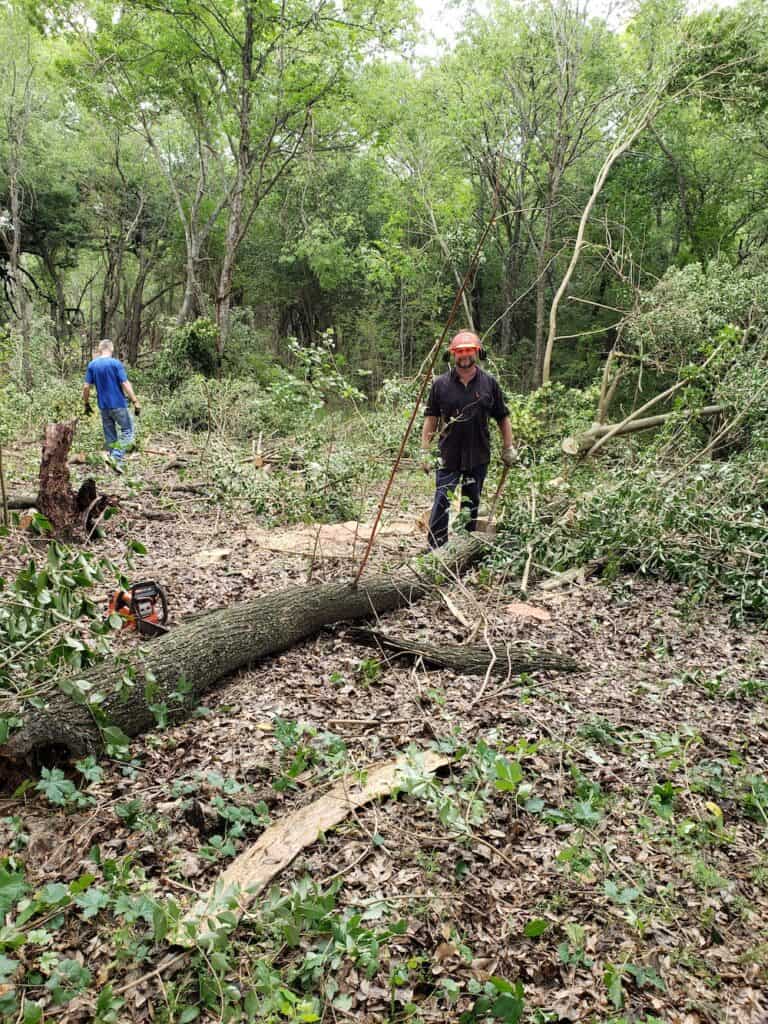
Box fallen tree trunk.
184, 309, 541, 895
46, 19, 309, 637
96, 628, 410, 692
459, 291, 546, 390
562, 404, 724, 456
4, 495, 38, 509
1, 536, 488, 766
349, 627, 579, 674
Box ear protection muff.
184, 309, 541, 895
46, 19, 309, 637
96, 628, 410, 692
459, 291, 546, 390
443, 348, 487, 361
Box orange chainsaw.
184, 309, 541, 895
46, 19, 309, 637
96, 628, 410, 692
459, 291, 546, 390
107, 581, 169, 638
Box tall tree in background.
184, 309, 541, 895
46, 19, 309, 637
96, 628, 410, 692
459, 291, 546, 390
441, 0, 625, 384
0, 9, 39, 384
43, 0, 416, 354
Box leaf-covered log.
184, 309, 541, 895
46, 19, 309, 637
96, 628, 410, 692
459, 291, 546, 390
1, 537, 489, 766
348, 627, 579, 675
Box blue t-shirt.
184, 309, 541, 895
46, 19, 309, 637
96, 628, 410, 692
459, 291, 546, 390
85, 356, 128, 410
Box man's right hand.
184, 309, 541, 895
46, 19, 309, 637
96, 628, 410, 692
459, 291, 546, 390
420, 450, 433, 475
133, 403, 141, 417
83, 401, 93, 416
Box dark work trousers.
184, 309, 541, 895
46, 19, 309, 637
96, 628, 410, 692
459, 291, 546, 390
427, 463, 488, 548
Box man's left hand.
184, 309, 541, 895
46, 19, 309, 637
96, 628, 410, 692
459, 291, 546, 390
501, 445, 518, 468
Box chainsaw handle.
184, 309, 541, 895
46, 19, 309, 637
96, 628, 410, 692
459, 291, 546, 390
156, 583, 168, 624
129, 580, 169, 625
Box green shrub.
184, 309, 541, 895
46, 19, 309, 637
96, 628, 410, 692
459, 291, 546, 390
495, 448, 768, 621
152, 318, 220, 391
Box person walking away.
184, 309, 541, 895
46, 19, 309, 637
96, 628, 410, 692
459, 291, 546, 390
83, 339, 141, 471
420, 330, 516, 548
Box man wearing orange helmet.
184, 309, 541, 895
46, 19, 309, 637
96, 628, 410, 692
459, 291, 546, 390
420, 330, 516, 548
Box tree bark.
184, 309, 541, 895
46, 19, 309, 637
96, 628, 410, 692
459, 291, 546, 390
37, 421, 80, 533
0, 536, 490, 766
348, 628, 579, 675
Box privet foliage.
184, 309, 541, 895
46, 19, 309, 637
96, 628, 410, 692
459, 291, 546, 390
493, 259, 768, 621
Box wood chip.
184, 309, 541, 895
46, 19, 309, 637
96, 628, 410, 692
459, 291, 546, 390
506, 601, 551, 622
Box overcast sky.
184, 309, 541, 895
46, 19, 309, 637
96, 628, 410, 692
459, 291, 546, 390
416, 0, 739, 55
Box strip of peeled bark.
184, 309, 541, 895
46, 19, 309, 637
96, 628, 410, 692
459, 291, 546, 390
561, 405, 723, 456
349, 628, 579, 674
0, 536, 486, 766
175, 750, 450, 947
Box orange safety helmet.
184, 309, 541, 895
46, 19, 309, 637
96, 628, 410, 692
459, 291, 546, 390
448, 330, 482, 358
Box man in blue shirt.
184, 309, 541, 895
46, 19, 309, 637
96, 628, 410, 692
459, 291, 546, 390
83, 339, 141, 471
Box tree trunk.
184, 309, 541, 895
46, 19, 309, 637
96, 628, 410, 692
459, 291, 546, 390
562, 405, 724, 455
0, 536, 489, 766
125, 250, 152, 365
178, 230, 203, 324
348, 628, 579, 675
215, 0, 254, 354
100, 241, 123, 341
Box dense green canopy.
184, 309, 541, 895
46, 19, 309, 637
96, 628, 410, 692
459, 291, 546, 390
1, 0, 767, 388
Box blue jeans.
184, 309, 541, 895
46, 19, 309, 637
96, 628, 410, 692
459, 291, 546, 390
428, 463, 488, 548
100, 407, 134, 461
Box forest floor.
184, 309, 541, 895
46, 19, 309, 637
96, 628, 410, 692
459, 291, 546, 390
1, 439, 768, 1024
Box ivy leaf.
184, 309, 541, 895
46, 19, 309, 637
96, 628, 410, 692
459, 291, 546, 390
604, 963, 624, 1009
494, 758, 523, 792
74, 886, 110, 919
523, 918, 548, 938
38, 882, 70, 906
35, 767, 77, 807
0, 954, 19, 981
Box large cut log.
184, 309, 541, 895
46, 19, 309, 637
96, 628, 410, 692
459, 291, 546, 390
348, 627, 579, 674
0, 536, 488, 766
562, 404, 724, 456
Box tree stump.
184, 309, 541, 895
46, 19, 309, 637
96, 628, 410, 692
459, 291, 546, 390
22, 421, 109, 538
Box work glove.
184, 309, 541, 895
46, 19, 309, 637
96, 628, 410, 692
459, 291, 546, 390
83, 401, 93, 416
133, 403, 141, 417
420, 449, 433, 475
501, 445, 518, 468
